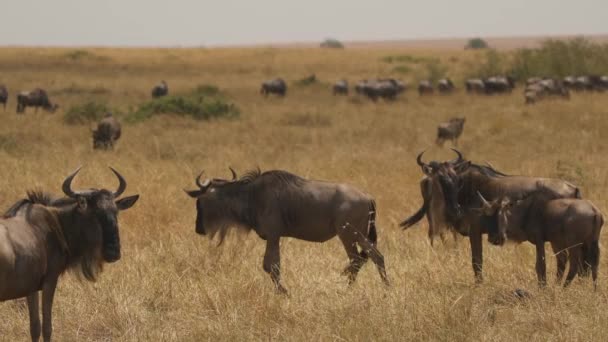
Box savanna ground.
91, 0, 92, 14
0, 45, 607, 341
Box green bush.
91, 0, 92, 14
126, 87, 239, 123
425, 59, 449, 83
392, 65, 412, 74
466, 49, 506, 78
63, 102, 115, 125
320, 38, 344, 49
381, 55, 426, 64
466, 38, 489, 49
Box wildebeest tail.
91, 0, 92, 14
399, 201, 427, 229
360, 200, 377, 259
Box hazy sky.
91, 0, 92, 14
3, 1, 606, 46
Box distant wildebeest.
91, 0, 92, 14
16, 88, 58, 114
151, 80, 168, 98
185, 168, 389, 294
436, 117, 465, 147
0, 167, 139, 342
92, 113, 121, 150
356, 79, 404, 101
476, 192, 603, 288
524, 78, 569, 104
437, 78, 455, 94
0, 85, 7, 110
483, 76, 515, 94
260, 78, 287, 97
418, 80, 434, 95
333, 80, 349, 95
465, 79, 485, 94
401, 150, 583, 283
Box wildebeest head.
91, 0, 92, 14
185, 167, 246, 239
61, 167, 139, 266
474, 192, 512, 245
417, 149, 469, 220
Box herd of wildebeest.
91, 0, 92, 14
0, 72, 605, 341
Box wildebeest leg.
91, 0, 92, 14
535, 241, 547, 287
26, 292, 41, 342
337, 227, 367, 285
41, 277, 58, 342
470, 226, 483, 283
551, 243, 567, 283
263, 238, 287, 294
564, 247, 582, 287
353, 229, 389, 285
589, 241, 600, 290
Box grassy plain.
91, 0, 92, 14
0, 46, 607, 341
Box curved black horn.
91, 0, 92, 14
109, 167, 127, 198
195, 171, 211, 189
450, 148, 464, 164
229, 167, 237, 181
62, 166, 82, 198
416, 150, 428, 167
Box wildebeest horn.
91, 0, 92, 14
477, 191, 491, 208
62, 166, 83, 198
229, 167, 237, 181
109, 167, 127, 198
195, 171, 211, 189
416, 150, 428, 167
450, 148, 464, 164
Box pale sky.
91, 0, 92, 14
2, 1, 606, 47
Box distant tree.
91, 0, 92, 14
466, 38, 489, 50
320, 38, 344, 49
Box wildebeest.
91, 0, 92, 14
401, 149, 583, 283
356, 79, 404, 101
0, 167, 139, 342
436, 117, 465, 147
185, 168, 389, 294
260, 78, 287, 97
333, 80, 349, 95
92, 113, 121, 150
16, 88, 58, 114
524, 78, 570, 104
418, 80, 434, 95
437, 78, 455, 94
465, 79, 485, 94
476, 192, 603, 288
483, 76, 515, 94
0, 85, 7, 110
151, 80, 168, 98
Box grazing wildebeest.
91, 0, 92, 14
400, 149, 583, 283
483, 76, 515, 94
524, 78, 569, 104
151, 80, 168, 98
356, 79, 404, 101
185, 168, 389, 294
0, 85, 7, 110
16, 88, 58, 114
465, 79, 485, 94
436, 117, 465, 147
92, 113, 121, 150
476, 192, 603, 288
260, 78, 287, 97
437, 78, 455, 94
418, 80, 434, 95
0, 167, 139, 342
333, 80, 349, 95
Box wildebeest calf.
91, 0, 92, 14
185, 168, 389, 294
92, 113, 121, 150
436, 117, 465, 147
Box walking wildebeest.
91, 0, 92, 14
354, 79, 404, 101
524, 78, 570, 104
0, 85, 8, 110
400, 149, 583, 283
437, 78, 455, 94
260, 78, 287, 97
0, 167, 139, 342
333, 80, 349, 95
436, 117, 465, 147
465, 79, 485, 94
476, 192, 603, 288
92, 113, 121, 150
483, 76, 515, 94
185, 168, 389, 294
16, 88, 58, 114
418, 80, 434, 95
151, 80, 168, 98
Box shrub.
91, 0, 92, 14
294, 74, 318, 86
381, 55, 425, 64
392, 65, 412, 74
466, 38, 489, 50
126, 86, 239, 123
320, 38, 344, 49
465, 49, 506, 79
63, 102, 115, 125
425, 59, 449, 83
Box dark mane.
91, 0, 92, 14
3, 190, 75, 218
468, 162, 509, 178
236, 168, 305, 186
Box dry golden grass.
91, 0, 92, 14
0, 46, 607, 341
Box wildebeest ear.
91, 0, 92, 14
421, 165, 433, 176
184, 189, 203, 198
454, 161, 471, 172
116, 195, 139, 211
77, 197, 88, 211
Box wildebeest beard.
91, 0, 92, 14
197, 189, 256, 246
